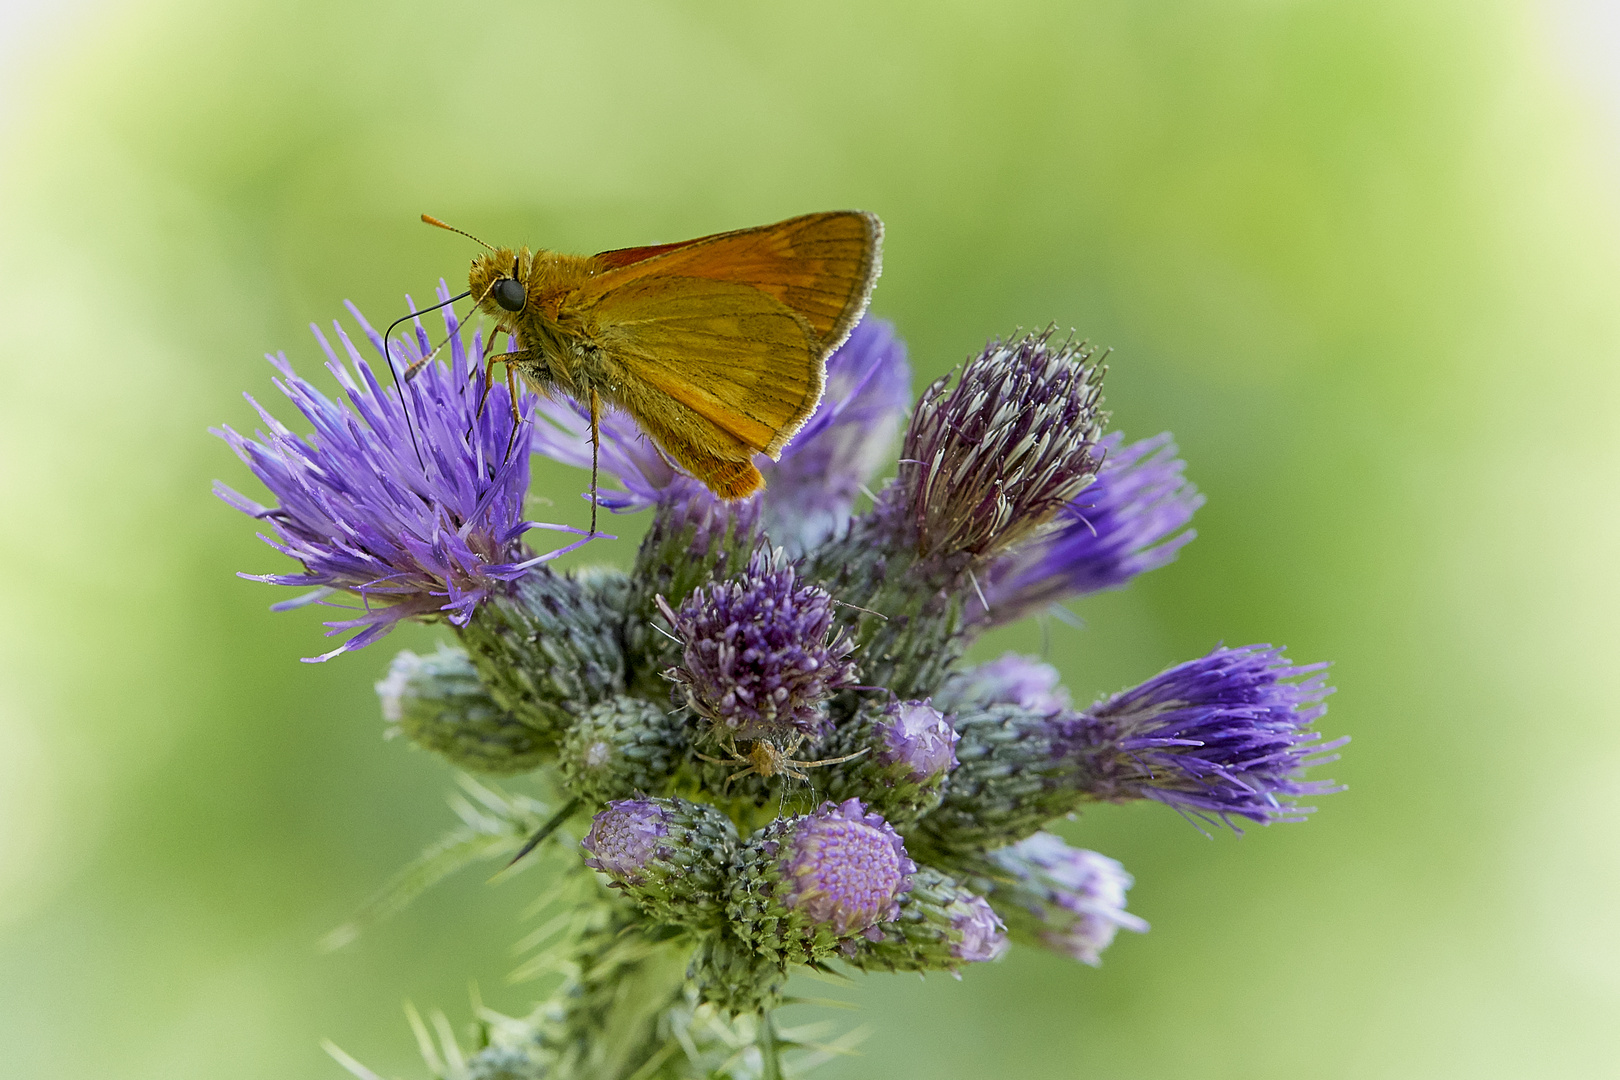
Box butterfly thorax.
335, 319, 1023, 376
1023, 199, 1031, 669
467, 247, 606, 393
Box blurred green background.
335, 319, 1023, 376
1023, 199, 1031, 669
3, 0, 1619, 1076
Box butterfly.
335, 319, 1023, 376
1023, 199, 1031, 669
413, 210, 883, 531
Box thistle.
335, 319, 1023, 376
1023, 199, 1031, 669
219, 307, 1345, 1079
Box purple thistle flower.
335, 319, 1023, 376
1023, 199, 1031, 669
1060, 645, 1346, 829
938, 653, 1072, 714
989, 833, 1147, 966
975, 432, 1202, 625
881, 329, 1106, 562
660, 547, 859, 742
875, 700, 959, 782
775, 799, 915, 937
949, 894, 1011, 963
581, 799, 670, 885
213, 290, 596, 661
759, 318, 912, 554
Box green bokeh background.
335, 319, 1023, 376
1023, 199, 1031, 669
3, 1, 1618, 1076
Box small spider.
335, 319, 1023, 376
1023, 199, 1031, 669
695, 733, 870, 787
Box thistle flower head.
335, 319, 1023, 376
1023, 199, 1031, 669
759, 318, 912, 553
948, 894, 1011, 962
883, 329, 1107, 562
977, 432, 1202, 625
875, 700, 958, 782
937, 653, 1072, 714
773, 799, 915, 937
377, 645, 546, 774
989, 833, 1148, 966
581, 798, 670, 885
1062, 645, 1345, 828
662, 547, 859, 742
213, 292, 594, 660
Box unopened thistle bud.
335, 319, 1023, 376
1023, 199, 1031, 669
456, 568, 628, 754
728, 799, 915, 964
688, 932, 788, 1017
817, 700, 959, 826
934, 653, 1071, 714
580, 797, 739, 928
841, 865, 1008, 973
559, 696, 689, 805
984, 833, 1147, 965
377, 645, 548, 774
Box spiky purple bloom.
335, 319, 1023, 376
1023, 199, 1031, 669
581, 799, 670, 885
759, 318, 912, 553
776, 799, 915, 936
1060, 645, 1345, 828
938, 653, 1072, 714
949, 895, 1011, 962
989, 833, 1147, 966
976, 432, 1202, 625
213, 292, 594, 661
882, 329, 1106, 561
661, 547, 858, 741
876, 701, 959, 782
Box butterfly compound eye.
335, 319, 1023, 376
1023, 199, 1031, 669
493, 277, 526, 312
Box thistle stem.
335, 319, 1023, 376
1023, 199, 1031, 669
759, 1011, 784, 1080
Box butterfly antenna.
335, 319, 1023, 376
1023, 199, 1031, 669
421, 213, 495, 251
380, 331, 424, 471
381, 290, 472, 470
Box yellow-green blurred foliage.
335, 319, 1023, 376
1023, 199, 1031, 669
3, 1, 1619, 1077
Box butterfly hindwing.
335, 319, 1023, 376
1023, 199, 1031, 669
587, 273, 823, 462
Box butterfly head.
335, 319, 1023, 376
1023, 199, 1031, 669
468, 247, 532, 333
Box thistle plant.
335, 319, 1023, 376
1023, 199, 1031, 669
219, 293, 1345, 1079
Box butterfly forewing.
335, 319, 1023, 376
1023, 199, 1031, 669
587, 211, 882, 351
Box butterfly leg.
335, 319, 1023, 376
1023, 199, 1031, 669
501, 362, 523, 463
473, 327, 504, 381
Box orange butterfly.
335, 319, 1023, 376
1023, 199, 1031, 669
421, 211, 883, 529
